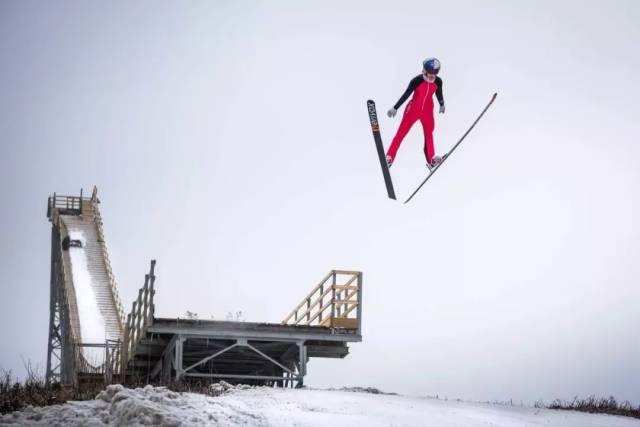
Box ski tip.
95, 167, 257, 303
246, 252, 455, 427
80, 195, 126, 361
491, 93, 498, 100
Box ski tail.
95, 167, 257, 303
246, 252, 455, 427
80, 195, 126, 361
367, 99, 396, 200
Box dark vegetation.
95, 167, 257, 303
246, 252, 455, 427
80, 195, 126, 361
543, 396, 640, 419
0, 362, 106, 415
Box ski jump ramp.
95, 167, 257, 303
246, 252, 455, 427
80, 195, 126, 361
46, 188, 362, 387
46, 188, 125, 384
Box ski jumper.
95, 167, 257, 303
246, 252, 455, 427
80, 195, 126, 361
387, 75, 444, 164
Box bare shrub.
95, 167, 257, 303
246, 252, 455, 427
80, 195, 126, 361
546, 395, 640, 419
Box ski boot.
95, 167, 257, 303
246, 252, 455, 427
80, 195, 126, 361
426, 154, 447, 171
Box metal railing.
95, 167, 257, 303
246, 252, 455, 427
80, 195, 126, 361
282, 270, 362, 332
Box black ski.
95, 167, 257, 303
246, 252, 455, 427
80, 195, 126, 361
367, 100, 396, 200
404, 92, 498, 204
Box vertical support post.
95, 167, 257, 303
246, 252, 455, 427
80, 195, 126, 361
163, 348, 172, 385
296, 341, 306, 388
330, 271, 336, 327
133, 277, 146, 356
145, 333, 153, 385
121, 313, 131, 382
130, 301, 137, 356
142, 276, 149, 330
174, 336, 184, 381
135, 277, 147, 336
104, 342, 111, 384
335, 271, 342, 317
148, 260, 156, 326
356, 272, 363, 336
319, 283, 324, 323
68, 341, 77, 386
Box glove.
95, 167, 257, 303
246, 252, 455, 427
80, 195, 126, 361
439, 104, 445, 114
387, 108, 397, 118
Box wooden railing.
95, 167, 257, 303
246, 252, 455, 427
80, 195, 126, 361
282, 270, 362, 331
48, 194, 82, 212
47, 189, 90, 218
121, 260, 156, 372
90, 187, 127, 330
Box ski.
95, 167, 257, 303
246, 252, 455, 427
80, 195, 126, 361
404, 92, 498, 204
367, 99, 396, 200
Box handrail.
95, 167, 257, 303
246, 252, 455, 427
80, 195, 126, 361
121, 260, 156, 375
91, 193, 127, 330
282, 270, 362, 331
283, 271, 333, 319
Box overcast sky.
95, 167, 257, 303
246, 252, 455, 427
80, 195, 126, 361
1, 0, 639, 405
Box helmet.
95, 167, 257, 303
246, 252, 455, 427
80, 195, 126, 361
423, 57, 441, 75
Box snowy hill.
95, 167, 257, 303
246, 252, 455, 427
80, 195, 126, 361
2, 384, 638, 427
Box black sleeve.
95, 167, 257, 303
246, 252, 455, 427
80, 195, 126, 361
435, 76, 444, 106
393, 75, 423, 110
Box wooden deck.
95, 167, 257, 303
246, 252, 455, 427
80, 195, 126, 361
121, 267, 363, 387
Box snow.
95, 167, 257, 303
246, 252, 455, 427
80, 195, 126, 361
67, 231, 106, 365
2, 384, 638, 427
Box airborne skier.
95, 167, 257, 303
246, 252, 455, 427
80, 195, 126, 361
386, 57, 445, 171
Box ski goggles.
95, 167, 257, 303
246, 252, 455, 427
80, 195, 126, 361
423, 72, 437, 82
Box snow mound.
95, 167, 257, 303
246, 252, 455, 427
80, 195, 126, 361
0, 384, 257, 427
1, 384, 638, 427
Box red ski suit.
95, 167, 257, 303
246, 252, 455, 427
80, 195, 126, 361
387, 75, 444, 164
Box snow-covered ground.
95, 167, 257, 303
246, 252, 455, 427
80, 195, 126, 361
1, 384, 638, 427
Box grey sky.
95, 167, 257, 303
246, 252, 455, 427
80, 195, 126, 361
1, 0, 639, 405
